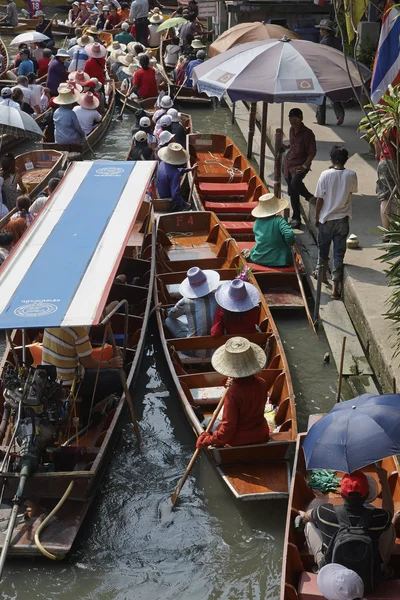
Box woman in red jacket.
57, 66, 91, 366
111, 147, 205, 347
196, 336, 269, 449
211, 279, 260, 338
84, 42, 106, 85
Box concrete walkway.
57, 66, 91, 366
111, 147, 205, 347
228, 98, 400, 392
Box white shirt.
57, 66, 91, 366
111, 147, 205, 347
0, 98, 20, 109
148, 24, 161, 48
164, 44, 180, 67
68, 44, 88, 72
13, 84, 34, 107
28, 84, 43, 111
73, 106, 102, 134
129, 0, 148, 21
315, 167, 358, 223
29, 194, 47, 215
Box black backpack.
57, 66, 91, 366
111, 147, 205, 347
322, 505, 382, 593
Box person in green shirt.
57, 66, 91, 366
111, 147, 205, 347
248, 193, 295, 267
114, 22, 135, 45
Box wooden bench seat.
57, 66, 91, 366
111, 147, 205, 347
222, 221, 254, 234
199, 182, 248, 196
298, 571, 400, 600
204, 201, 258, 213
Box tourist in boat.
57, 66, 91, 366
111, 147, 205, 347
18, 49, 35, 77
53, 86, 86, 146
68, 70, 90, 88
40, 87, 51, 112
129, 0, 150, 46
29, 177, 60, 215
10, 195, 35, 227
153, 95, 174, 133
68, 1, 81, 25
41, 325, 123, 417
157, 114, 173, 138
27, 72, 44, 114
75, 2, 93, 27
139, 115, 157, 150
38, 48, 52, 78
34, 10, 56, 49
0, 87, 20, 109
283, 107, 317, 229
84, 42, 107, 86
47, 49, 70, 96
68, 27, 83, 49
128, 131, 153, 160
73, 91, 102, 134
105, 3, 122, 29
68, 33, 93, 73
298, 468, 395, 584
314, 145, 358, 300
157, 142, 195, 211
11, 87, 34, 115
211, 280, 260, 338
1, 217, 26, 245
0, 231, 13, 266
115, 20, 134, 45
86, 77, 105, 113
185, 48, 205, 88
164, 36, 180, 70
317, 564, 365, 600
13, 75, 40, 114
0, 153, 27, 209
147, 12, 162, 47
165, 266, 220, 338
132, 54, 159, 100
248, 193, 295, 268
196, 336, 269, 448
0, 0, 18, 27
156, 130, 174, 156
96, 4, 110, 29
168, 109, 187, 147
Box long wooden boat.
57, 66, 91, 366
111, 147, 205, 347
126, 111, 192, 160
15, 149, 65, 198
0, 159, 156, 558
0, 37, 9, 79
154, 210, 296, 500
187, 133, 311, 311
42, 80, 115, 154
160, 39, 212, 105
0, 107, 51, 154
281, 433, 400, 599
115, 82, 159, 114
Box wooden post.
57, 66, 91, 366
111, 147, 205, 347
273, 127, 283, 198
247, 102, 257, 159
259, 102, 268, 182
313, 264, 323, 330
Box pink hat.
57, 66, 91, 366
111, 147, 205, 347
68, 70, 90, 84
77, 91, 100, 109
85, 42, 107, 58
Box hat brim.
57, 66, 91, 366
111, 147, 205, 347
315, 24, 334, 30
251, 197, 289, 218
78, 35, 94, 46
160, 99, 173, 109
85, 44, 107, 58
107, 43, 127, 52
158, 145, 189, 165
215, 281, 260, 313
69, 70, 90, 82
211, 341, 266, 378
364, 474, 379, 504
77, 96, 100, 109
317, 563, 365, 600
179, 270, 220, 299
53, 93, 79, 105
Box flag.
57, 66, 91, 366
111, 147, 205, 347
344, 0, 370, 41
371, 2, 400, 104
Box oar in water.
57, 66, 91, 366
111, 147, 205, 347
116, 85, 133, 121
172, 76, 187, 102
171, 385, 229, 506
292, 249, 317, 336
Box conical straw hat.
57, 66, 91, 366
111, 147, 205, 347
158, 142, 189, 165
53, 86, 80, 105
251, 192, 289, 218
211, 336, 266, 378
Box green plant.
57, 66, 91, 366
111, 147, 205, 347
356, 36, 377, 70
359, 84, 400, 151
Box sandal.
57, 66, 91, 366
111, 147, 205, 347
312, 269, 329, 285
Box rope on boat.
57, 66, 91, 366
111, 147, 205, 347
204, 152, 243, 183
166, 231, 194, 248
34, 481, 75, 560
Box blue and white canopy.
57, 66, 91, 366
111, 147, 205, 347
0, 160, 156, 329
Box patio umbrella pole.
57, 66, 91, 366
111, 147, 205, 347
273, 127, 283, 198
247, 102, 257, 159
259, 102, 268, 181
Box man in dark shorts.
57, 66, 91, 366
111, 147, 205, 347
299, 468, 395, 571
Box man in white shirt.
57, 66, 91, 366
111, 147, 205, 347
73, 91, 102, 134
129, 0, 149, 46
0, 87, 20, 109
27, 72, 43, 114
314, 145, 358, 300
13, 76, 40, 114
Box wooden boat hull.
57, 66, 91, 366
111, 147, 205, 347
0, 200, 155, 558
154, 210, 296, 501
15, 149, 65, 198
0, 37, 9, 79
115, 83, 158, 114
42, 81, 115, 154
281, 433, 400, 599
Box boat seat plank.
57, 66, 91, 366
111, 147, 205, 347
204, 202, 258, 213
209, 439, 292, 464
217, 460, 290, 500
222, 221, 254, 234
199, 182, 248, 196
298, 571, 400, 600
167, 331, 270, 350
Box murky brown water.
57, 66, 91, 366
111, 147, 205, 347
0, 30, 342, 599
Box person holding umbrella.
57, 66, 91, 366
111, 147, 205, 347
283, 107, 316, 229
315, 19, 345, 126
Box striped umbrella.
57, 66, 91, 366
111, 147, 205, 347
0, 106, 43, 149
193, 37, 371, 103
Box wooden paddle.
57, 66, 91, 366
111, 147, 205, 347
172, 76, 187, 102
187, 164, 197, 207
292, 249, 317, 336
116, 84, 133, 120
106, 323, 141, 448
171, 385, 229, 506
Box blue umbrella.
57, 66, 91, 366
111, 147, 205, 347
303, 394, 400, 473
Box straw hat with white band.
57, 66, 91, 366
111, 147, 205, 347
106, 40, 127, 53
119, 53, 138, 67
158, 142, 189, 166
179, 267, 220, 299
212, 337, 266, 378
149, 12, 163, 23
77, 33, 94, 47
121, 63, 139, 77
191, 38, 206, 49
251, 193, 289, 218
52, 86, 80, 105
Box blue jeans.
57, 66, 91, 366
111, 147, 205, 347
317, 216, 349, 282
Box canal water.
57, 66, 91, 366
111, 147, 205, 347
0, 37, 343, 599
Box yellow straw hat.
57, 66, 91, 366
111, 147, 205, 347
251, 193, 289, 218
211, 337, 266, 378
